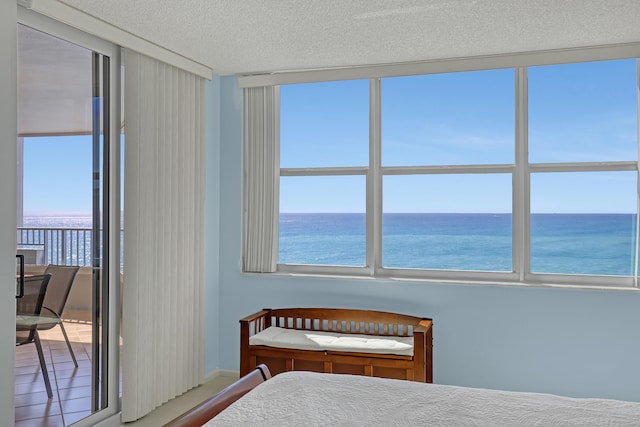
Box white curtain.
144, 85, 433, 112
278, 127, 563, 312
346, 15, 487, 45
122, 50, 205, 422
243, 86, 280, 272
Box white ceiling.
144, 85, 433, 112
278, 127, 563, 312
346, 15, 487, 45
55, 0, 640, 76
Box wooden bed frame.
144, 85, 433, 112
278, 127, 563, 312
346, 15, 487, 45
163, 364, 272, 427
240, 308, 433, 382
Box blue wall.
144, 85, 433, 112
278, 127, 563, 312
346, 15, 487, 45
204, 75, 222, 373
206, 76, 640, 402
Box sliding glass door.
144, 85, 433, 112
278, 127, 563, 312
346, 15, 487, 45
14, 10, 121, 427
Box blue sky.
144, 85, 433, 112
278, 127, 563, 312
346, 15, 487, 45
22, 59, 638, 215
279, 59, 638, 214
23, 134, 128, 216
23, 135, 93, 215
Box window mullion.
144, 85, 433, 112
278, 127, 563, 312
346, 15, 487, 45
383, 164, 515, 175
369, 78, 382, 274
529, 161, 638, 173
280, 167, 369, 176
514, 67, 529, 281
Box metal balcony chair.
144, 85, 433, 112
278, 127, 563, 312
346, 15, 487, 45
16, 274, 53, 399
38, 264, 81, 367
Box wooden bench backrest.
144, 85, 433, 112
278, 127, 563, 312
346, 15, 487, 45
267, 308, 425, 337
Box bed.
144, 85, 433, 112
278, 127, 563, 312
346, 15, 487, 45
165, 365, 640, 427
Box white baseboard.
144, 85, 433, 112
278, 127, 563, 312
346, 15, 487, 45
203, 369, 240, 383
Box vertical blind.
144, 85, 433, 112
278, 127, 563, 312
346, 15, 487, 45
243, 86, 280, 272
122, 50, 206, 422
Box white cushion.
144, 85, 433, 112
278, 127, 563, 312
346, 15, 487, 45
249, 326, 414, 356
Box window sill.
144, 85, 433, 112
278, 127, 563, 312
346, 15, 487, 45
241, 269, 640, 293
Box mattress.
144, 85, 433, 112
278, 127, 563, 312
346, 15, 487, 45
248, 326, 414, 356
206, 371, 640, 426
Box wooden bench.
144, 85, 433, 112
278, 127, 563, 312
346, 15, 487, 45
240, 308, 433, 382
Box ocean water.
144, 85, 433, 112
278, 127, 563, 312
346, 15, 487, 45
279, 213, 638, 276
23, 215, 94, 229
20, 215, 122, 268
22, 213, 638, 276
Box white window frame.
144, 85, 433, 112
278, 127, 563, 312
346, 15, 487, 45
265, 49, 640, 290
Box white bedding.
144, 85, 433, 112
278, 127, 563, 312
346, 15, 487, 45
249, 326, 414, 356
206, 371, 640, 426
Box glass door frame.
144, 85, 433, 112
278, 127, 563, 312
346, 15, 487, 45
0, 2, 18, 422
16, 8, 121, 426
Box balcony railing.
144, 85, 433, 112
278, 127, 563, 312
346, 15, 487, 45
17, 226, 101, 266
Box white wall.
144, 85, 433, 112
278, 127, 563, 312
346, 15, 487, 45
208, 75, 640, 403
0, 0, 17, 422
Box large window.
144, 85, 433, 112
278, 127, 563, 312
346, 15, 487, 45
381, 69, 514, 273
272, 57, 639, 288
279, 80, 369, 268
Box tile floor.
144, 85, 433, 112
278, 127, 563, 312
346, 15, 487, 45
15, 321, 95, 427
15, 321, 238, 426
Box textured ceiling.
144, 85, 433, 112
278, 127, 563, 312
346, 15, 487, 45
53, 0, 640, 75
